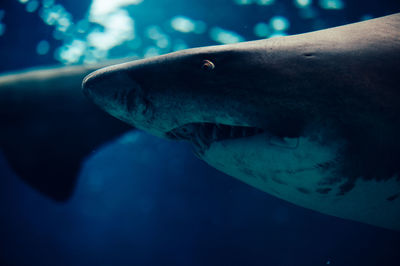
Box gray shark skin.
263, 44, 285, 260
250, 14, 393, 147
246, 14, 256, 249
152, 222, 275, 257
0, 62, 131, 201
83, 14, 400, 230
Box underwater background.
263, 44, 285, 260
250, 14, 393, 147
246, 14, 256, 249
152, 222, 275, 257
1, 0, 400, 265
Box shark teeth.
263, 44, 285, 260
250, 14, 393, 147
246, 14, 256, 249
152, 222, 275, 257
166, 123, 300, 153
166, 122, 265, 154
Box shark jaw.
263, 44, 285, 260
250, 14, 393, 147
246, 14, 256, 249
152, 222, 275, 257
164, 119, 348, 214
165, 122, 300, 157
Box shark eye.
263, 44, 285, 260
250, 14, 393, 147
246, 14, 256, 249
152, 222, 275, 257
201, 60, 215, 71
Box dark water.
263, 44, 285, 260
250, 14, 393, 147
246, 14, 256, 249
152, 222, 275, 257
1, 1, 400, 265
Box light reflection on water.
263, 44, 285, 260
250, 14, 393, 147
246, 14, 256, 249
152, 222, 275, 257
12, 0, 351, 64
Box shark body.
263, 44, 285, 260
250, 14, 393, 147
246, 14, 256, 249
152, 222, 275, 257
83, 14, 400, 230
0, 62, 130, 200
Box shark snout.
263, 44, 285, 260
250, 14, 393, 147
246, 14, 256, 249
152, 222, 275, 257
82, 65, 136, 120
82, 65, 134, 104
82, 63, 150, 128
82, 67, 112, 100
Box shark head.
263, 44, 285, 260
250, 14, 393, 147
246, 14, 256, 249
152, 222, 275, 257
82, 42, 343, 197
83, 43, 309, 150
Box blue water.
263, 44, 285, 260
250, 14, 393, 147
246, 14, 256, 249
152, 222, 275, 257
1, 1, 400, 265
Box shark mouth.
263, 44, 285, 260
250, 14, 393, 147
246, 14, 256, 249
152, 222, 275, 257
166, 123, 265, 155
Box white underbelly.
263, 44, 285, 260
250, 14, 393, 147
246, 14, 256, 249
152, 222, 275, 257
200, 133, 400, 230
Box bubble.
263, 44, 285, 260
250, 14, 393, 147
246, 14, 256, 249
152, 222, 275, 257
18, 0, 29, 4
170, 16, 207, 34
294, 0, 312, 8
26, 0, 39, 13
170, 16, 195, 33
254, 22, 270, 37
57, 16, 72, 32
319, 0, 345, 10
36, 40, 50, 55
270, 16, 290, 31
210, 27, 245, 44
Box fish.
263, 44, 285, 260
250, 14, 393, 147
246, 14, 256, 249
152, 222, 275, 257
0, 61, 131, 201
83, 13, 400, 230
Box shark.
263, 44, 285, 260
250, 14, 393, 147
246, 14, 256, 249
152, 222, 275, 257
83, 13, 400, 230
0, 61, 131, 201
